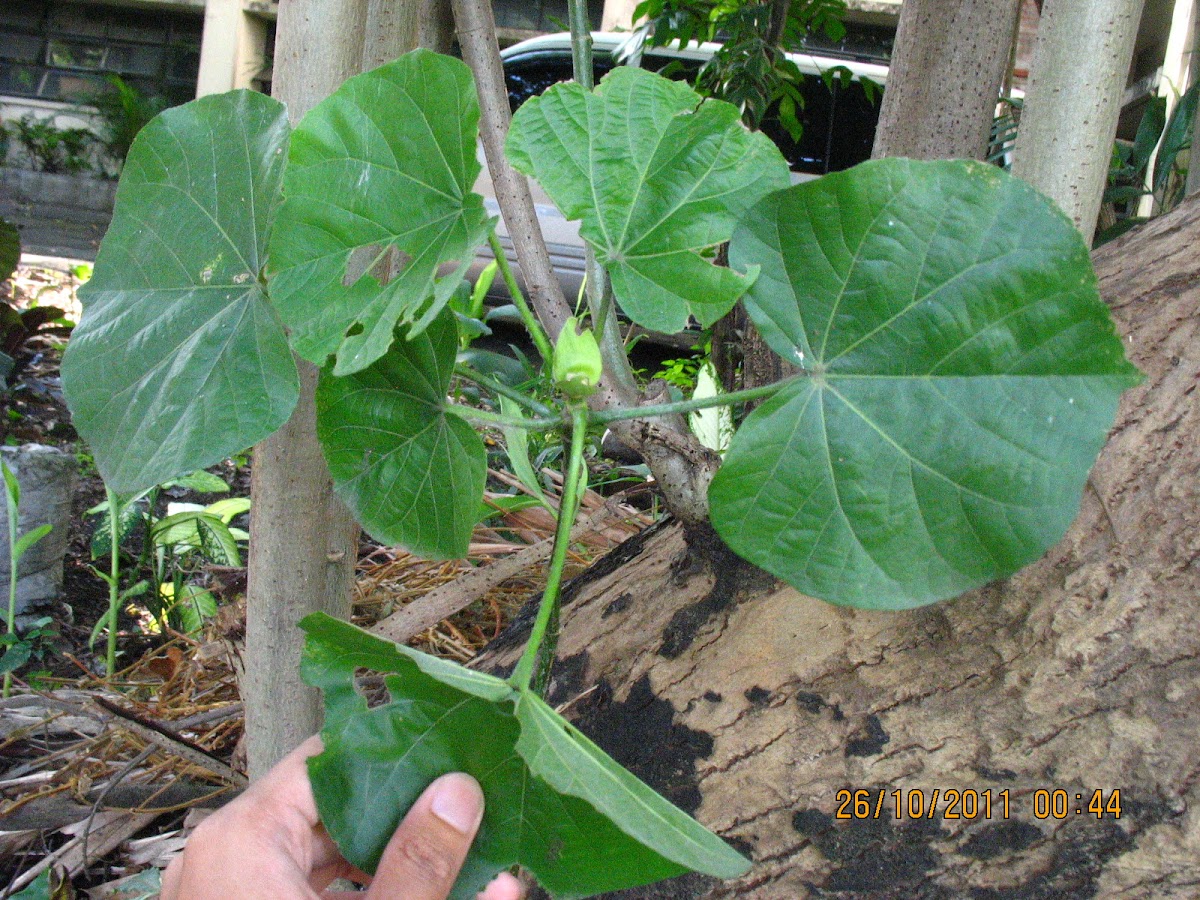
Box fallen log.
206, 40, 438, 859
478, 195, 1200, 897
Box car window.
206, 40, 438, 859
502, 46, 880, 175
505, 52, 614, 111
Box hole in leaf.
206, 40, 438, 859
345, 322, 364, 338
435, 259, 462, 279
343, 244, 412, 288
352, 667, 390, 707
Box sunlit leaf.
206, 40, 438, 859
507, 66, 789, 332
315, 310, 485, 559
61, 91, 296, 493
712, 159, 1141, 609
269, 50, 493, 376
302, 613, 750, 899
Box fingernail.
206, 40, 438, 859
430, 774, 484, 834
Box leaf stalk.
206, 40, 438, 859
487, 231, 555, 367
105, 487, 120, 678
511, 402, 589, 693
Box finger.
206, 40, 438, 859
365, 773, 485, 900
478, 872, 524, 900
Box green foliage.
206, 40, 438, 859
269, 50, 492, 377
315, 309, 486, 559
508, 66, 789, 332
82, 74, 168, 176
0, 616, 59, 675
10, 114, 93, 174
1096, 80, 1199, 245
713, 159, 1140, 607
61, 49, 1140, 896
303, 613, 749, 897
1, 219, 72, 386
2, 460, 54, 694
61, 90, 297, 494
630, 0, 851, 138
86, 471, 242, 644
0, 219, 18, 284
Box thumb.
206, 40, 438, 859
365, 773, 485, 900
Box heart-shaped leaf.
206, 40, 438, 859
302, 613, 750, 899
711, 158, 1141, 609
315, 310, 485, 559
61, 91, 296, 493
506, 66, 789, 333
269, 50, 493, 376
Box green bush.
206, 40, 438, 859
11, 114, 93, 174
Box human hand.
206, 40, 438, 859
161, 736, 523, 900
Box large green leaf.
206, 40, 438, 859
712, 158, 1141, 609
301, 613, 750, 900
269, 50, 493, 376
61, 91, 296, 493
506, 66, 789, 333
315, 310, 485, 559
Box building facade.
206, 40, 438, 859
0, 0, 1192, 158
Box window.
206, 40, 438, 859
503, 45, 882, 176
0, 1, 202, 106
493, 0, 603, 36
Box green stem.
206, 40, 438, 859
510, 403, 589, 693
488, 231, 554, 366
453, 363, 555, 418
105, 487, 120, 679
445, 403, 561, 432
447, 378, 789, 433
4, 498, 15, 701
591, 378, 793, 425
568, 0, 595, 90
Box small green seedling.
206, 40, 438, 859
2, 460, 53, 697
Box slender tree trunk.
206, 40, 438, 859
245, 0, 430, 780
1012, 0, 1145, 237
482, 194, 1200, 898
871, 0, 1022, 161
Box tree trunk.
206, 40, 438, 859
871, 0, 1022, 161
1012, 0, 1145, 238
478, 195, 1200, 897
245, 0, 443, 779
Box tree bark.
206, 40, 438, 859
1012, 0, 1146, 238
478, 195, 1200, 897
245, 0, 441, 779
871, 0, 1022, 161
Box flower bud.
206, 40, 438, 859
553, 317, 602, 400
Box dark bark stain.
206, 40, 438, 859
960, 821, 1043, 859
797, 691, 845, 721
658, 523, 774, 659
791, 806, 949, 896
744, 685, 772, 706
568, 674, 713, 816
845, 714, 890, 757
602, 592, 634, 618
703, 690, 723, 703
973, 764, 1018, 782
965, 795, 1173, 899
545, 650, 590, 708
